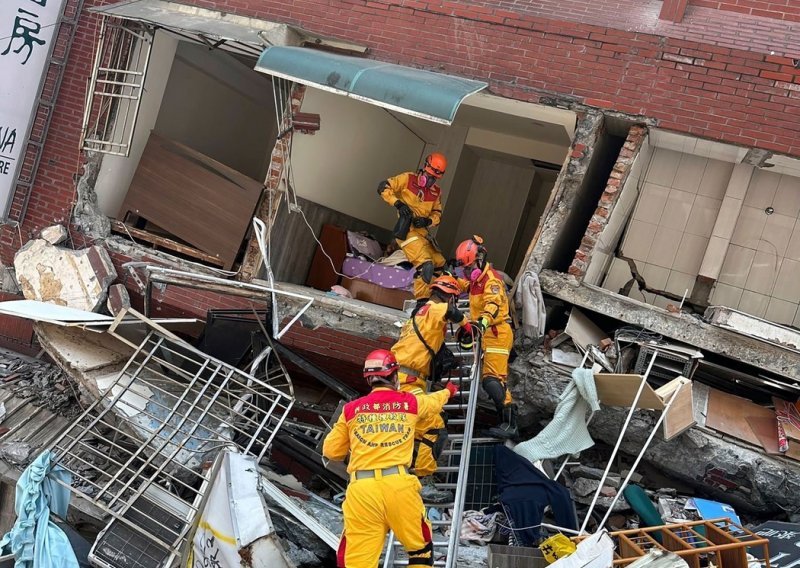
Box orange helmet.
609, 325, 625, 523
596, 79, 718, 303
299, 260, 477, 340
455, 236, 485, 267
363, 349, 399, 380
430, 275, 460, 297
423, 152, 447, 178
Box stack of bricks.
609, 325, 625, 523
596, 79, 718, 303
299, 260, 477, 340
568, 125, 647, 279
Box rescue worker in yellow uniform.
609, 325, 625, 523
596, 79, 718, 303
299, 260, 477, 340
323, 349, 458, 568
454, 236, 518, 439
379, 153, 448, 301
391, 275, 473, 503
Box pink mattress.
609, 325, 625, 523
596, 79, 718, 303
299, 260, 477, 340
342, 257, 414, 290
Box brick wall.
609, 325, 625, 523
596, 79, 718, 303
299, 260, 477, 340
690, 0, 800, 21
569, 125, 648, 279
5, 0, 800, 270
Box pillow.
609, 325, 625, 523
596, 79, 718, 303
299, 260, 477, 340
347, 231, 383, 261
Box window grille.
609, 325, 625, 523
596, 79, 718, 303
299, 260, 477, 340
81, 17, 153, 157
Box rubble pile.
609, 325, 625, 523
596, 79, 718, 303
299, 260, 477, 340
0, 350, 81, 418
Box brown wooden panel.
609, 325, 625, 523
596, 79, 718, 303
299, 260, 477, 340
305, 224, 347, 291
594, 374, 665, 409
656, 377, 696, 441
119, 133, 263, 269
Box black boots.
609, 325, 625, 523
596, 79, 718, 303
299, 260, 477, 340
482, 377, 519, 439
489, 405, 518, 439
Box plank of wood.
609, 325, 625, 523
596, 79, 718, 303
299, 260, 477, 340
746, 416, 800, 461
110, 221, 224, 267
656, 377, 696, 441
706, 388, 773, 446
594, 374, 665, 409
772, 397, 800, 441
119, 133, 263, 270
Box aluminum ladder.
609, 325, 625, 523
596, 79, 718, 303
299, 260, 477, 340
382, 317, 485, 568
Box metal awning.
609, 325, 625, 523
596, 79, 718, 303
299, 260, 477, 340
255, 46, 487, 124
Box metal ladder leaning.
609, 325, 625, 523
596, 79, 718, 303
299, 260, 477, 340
382, 312, 486, 568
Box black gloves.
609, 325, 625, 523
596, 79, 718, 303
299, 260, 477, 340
394, 200, 412, 217
412, 216, 432, 228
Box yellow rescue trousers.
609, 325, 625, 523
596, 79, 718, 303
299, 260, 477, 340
396, 228, 446, 299
338, 469, 433, 567
399, 372, 445, 478
483, 322, 514, 406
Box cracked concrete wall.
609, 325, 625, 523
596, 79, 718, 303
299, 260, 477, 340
508, 345, 800, 515
522, 112, 604, 274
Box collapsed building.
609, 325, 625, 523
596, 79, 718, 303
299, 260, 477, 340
0, 0, 799, 565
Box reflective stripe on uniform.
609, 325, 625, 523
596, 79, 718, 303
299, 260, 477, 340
485, 347, 510, 355
400, 236, 420, 247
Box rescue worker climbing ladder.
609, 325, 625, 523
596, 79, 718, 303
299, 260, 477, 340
379, 153, 448, 301
392, 274, 473, 503
322, 349, 459, 568
454, 236, 518, 439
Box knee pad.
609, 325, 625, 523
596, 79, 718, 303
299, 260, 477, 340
417, 261, 435, 284
482, 376, 506, 413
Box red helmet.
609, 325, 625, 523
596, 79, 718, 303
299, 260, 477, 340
430, 275, 460, 297
455, 236, 485, 267
363, 349, 399, 379
423, 152, 447, 178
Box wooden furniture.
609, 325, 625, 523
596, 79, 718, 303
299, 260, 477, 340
118, 133, 263, 270
340, 276, 412, 311
573, 519, 771, 567
305, 224, 348, 291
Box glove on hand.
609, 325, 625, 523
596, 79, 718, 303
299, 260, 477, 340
412, 216, 432, 228
445, 381, 459, 398
394, 201, 412, 217
456, 322, 475, 350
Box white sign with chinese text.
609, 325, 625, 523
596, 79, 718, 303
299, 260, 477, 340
0, 0, 67, 218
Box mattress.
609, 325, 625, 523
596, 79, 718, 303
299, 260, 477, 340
342, 256, 414, 290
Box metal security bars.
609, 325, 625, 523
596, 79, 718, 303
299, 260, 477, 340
81, 17, 153, 157
48, 314, 294, 568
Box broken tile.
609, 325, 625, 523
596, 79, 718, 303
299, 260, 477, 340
14, 240, 117, 312
685, 195, 721, 238
665, 270, 695, 298
642, 263, 670, 291
602, 257, 633, 294
39, 225, 68, 245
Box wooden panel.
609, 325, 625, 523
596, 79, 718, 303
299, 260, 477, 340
772, 397, 800, 441
746, 416, 800, 460
119, 133, 263, 269
706, 388, 772, 446
656, 377, 696, 441
305, 224, 347, 291
594, 374, 665, 409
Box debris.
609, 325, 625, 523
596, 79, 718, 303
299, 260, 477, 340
105, 283, 130, 316
0, 441, 32, 465
0, 349, 80, 416
656, 496, 699, 523
551, 346, 585, 368
627, 549, 690, 567
487, 544, 546, 568
690, 497, 740, 524
569, 465, 620, 487
552, 530, 614, 568
705, 306, 800, 352
14, 239, 117, 312
39, 224, 68, 245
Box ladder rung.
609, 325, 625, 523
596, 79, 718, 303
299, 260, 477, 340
393, 541, 449, 547
448, 419, 466, 425
434, 466, 460, 473
434, 483, 458, 489
393, 561, 446, 567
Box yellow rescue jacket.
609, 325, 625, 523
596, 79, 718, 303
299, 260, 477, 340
461, 264, 511, 327
322, 386, 449, 472
381, 172, 443, 226
392, 301, 467, 377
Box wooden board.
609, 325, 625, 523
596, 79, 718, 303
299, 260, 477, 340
706, 388, 782, 450
594, 374, 665, 409
746, 416, 800, 461
119, 133, 263, 270
772, 397, 800, 441
656, 377, 696, 441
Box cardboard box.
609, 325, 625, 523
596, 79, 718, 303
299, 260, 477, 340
487, 544, 547, 568
341, 277, 412, 310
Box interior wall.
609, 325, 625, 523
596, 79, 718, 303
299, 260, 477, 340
436, 146, 479, 255
506, 168, 558, 278
452, 156, 535, 270
290, 88, 426, 228
95, 31, 178, 217
155, 42, 276, 182
603, 147, 734, 306
710, 169, 800, 326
